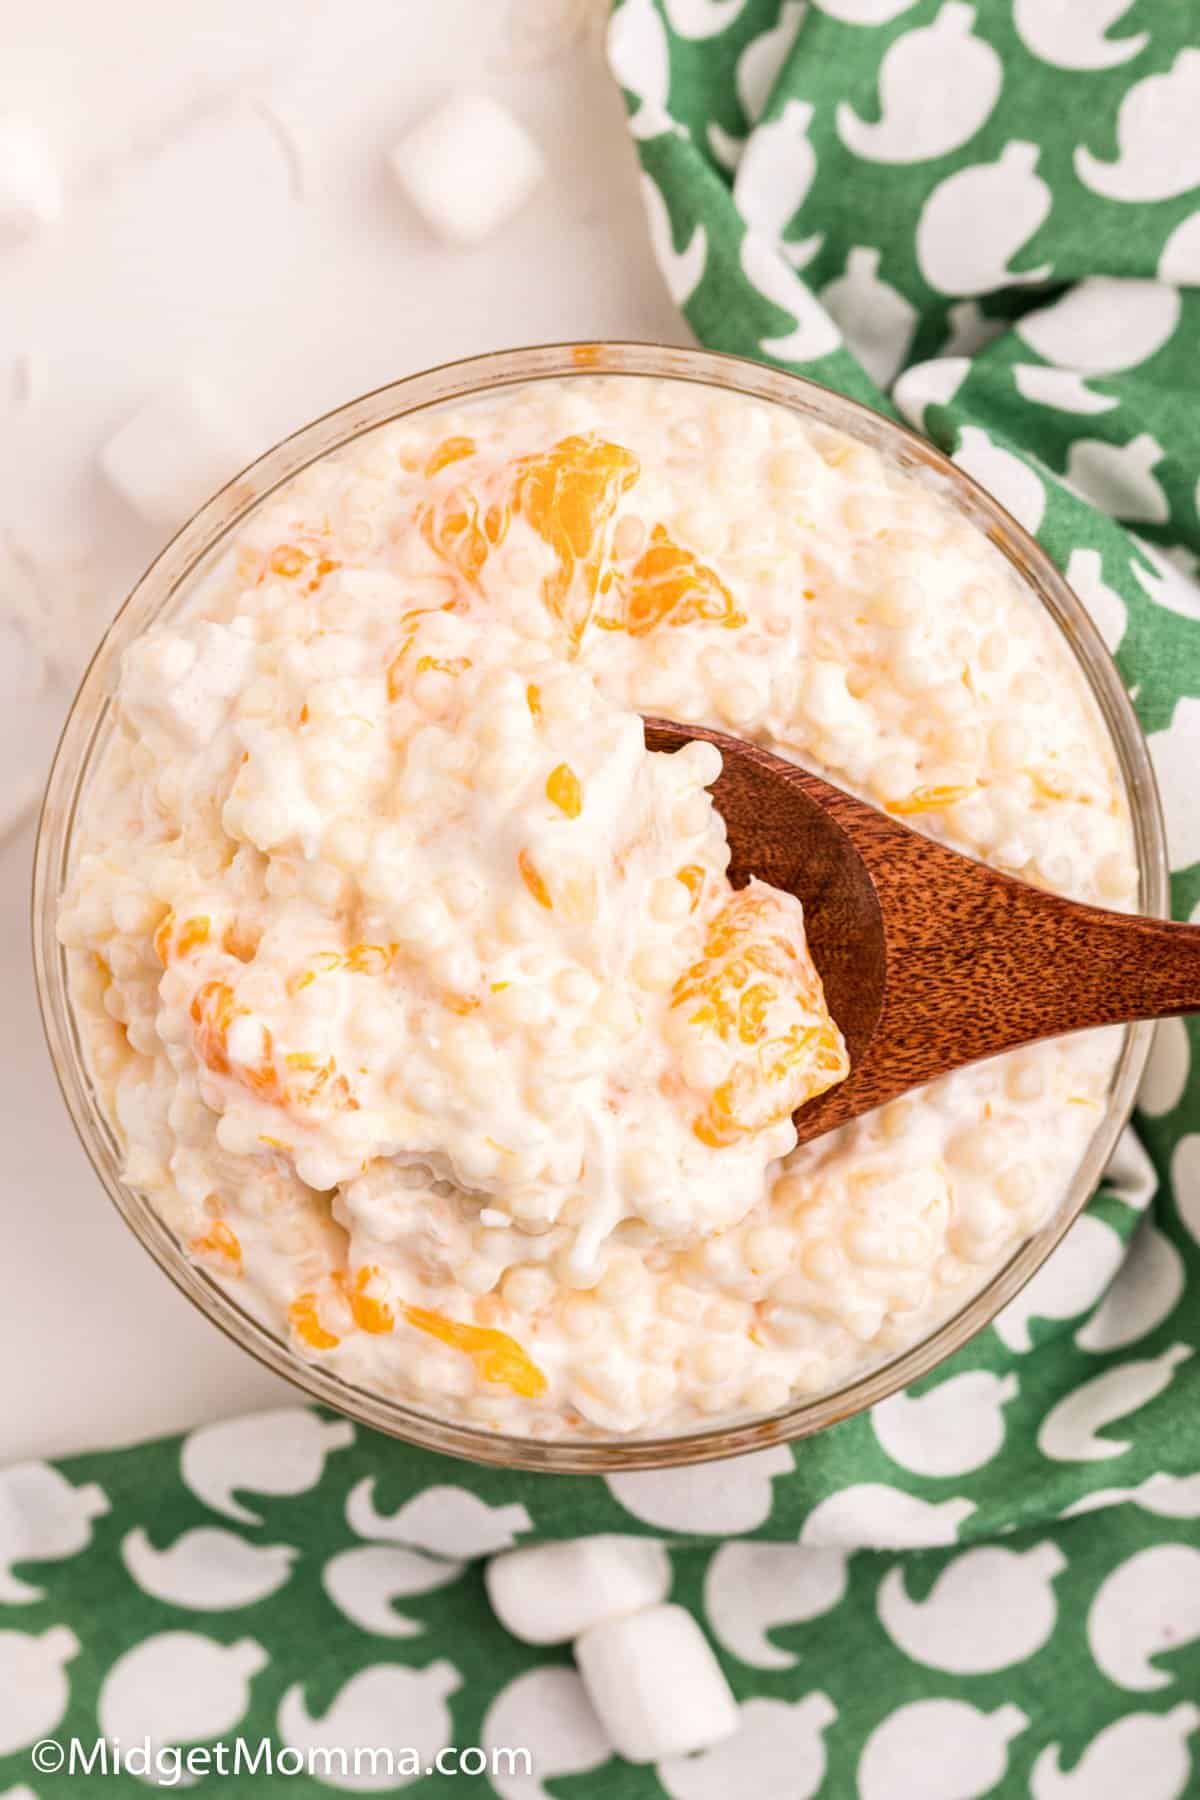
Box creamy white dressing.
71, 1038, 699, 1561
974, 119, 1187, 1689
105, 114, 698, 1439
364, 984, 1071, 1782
60, 376, 1133, 1438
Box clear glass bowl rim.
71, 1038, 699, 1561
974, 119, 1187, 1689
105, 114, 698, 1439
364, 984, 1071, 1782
32, 340, 1168, 1474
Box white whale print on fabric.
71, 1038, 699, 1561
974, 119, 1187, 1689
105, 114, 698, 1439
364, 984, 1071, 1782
858, 1699, 1029, 1800
99, 1634, 266, 1771
482, 1668, 611, 1800
708, 1, 808, 168
892, 356, 970, 433
120, 1527, 297, 1611
953, 426, 1046, 534
1014, 367, 1118, 416
993, 1213, 1125, 1353
1013, 0, 1147, 71
818, 248, 916, 388
658, 1695, 838, 1800
1087, 1544, 1200, 1691
1148, 700, 1200, 874
1061, 1470, 1200, 1521
704, 1541, 849, 1667
607, 0, 674, 141
1130, 536, 1200, 625
837, 4, 1002, 165
1064, 432, 1169, 525
345, 1480, 532, 1558
739, 229, 840, 356
640, 171, 708, 304
322, 1545, 465, 1638
180, 1409, 353, 1526
1065, 548, 1127, 654
801, 1484, 975, 1550
734, 101, 824, 268
1032, 1702, 1200, 1800
1075, 1219, 1184, 1353
1016, 278, 1180, 376
942, 301, 1006, 356
1172, 1133, 1200, 1250
1038, 1343, 1193, 1462
1159, 211, 1200, 285
812, 0, 917, 21
278, 1662, 461, 1793
739, 3, 807, 121
1103, 1125, 1159, 1214
917, 142, 1052, 295
877, 1543, 1066, 1673
1076, 51, 1200, 202
0, 1626, 79, 1758
872, 1370, 1019, 1477
607, 1443, 794, 1533
663, 0, 751, 39
0, 1464, 109, 1604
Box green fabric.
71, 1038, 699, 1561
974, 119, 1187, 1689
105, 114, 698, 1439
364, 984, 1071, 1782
6, 3, 1200, 1794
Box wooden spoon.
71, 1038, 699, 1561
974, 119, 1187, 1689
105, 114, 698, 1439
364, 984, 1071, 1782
644, 717, 1197, 1147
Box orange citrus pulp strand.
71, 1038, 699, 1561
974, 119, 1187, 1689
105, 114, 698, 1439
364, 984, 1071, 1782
418, 489, 509, 590
425, 435, 477, 478
518, 848, 554, 910
621, 525, 746, 637
154, 911, 210, 966
266, 544, 340, 593
401, 1304, 548, 1398
191, 1220, 242, 1265
887, 783, 976, 817
512, 435, 640, 650
675, 864, 706, 909
290, 1292, 340, 1350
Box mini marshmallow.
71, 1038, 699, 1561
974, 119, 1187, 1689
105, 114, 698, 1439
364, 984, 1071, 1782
0, 117, 62, 242
100, 377, 257, 532
388, 93, 544, 247
485, 1535, 671, 1645
574, 1603, 739, 1765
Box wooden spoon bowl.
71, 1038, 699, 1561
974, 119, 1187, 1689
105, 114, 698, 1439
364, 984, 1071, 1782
645, 718, 1199, 1147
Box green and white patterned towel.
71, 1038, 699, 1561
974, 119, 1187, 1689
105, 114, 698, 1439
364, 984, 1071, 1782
5, 3, 1200, 1793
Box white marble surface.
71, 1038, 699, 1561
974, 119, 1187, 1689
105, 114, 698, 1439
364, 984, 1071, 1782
0, 0, 686, 1461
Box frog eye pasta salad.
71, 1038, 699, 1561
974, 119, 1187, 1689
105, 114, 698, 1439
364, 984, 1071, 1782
57, 374, 1135, 1439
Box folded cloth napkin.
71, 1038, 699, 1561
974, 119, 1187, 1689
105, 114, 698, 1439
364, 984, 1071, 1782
4, 5, 1200, 1793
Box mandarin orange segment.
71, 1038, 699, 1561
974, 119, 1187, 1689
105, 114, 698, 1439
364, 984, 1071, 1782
401, 1304, 547, 1397
518, 848, 553, 910
289, 1292, 340, 1350
546, 763, 582, 819
190, 977, 355, 1115
670, 883, 848, 1148
154, 911, 210, 966
414, 654, 472, 678
512, 435, 640, 649
620, 525, 746, 638
526, 683, 542, 720
424, 435, 477, 478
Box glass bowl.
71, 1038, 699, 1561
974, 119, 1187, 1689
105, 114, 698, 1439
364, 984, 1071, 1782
32, 342, 1168, 1473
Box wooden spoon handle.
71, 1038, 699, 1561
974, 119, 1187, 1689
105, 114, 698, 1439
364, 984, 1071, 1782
796, 833, 1194, 1141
